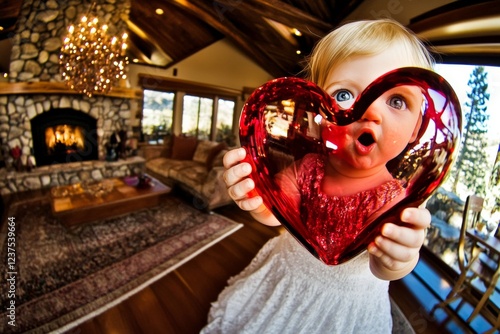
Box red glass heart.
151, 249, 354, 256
240, 67, 462, 265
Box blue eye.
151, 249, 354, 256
333, 89, 354, 109
334, 89, 353, 102
388, 96, 407, 110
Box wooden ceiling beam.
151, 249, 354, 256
167, 0, 292, 77
211, 0, 332, 37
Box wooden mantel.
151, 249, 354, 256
0, 81, 143, 99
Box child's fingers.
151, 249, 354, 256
400, 207, 431, 229
372, 234, 418, 263
380, 223, 426, 248
223, 147, 246, 169
236, 195, 263, 212
227, 178, 255, 201
223, 163, 252, 188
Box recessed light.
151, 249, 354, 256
292, 28, 302, 36
296, 50, 301, 55
156, 8, 164, 15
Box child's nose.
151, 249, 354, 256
360, 101, 383, 123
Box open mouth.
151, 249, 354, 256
358, 132, 375, 147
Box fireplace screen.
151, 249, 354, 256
31, 109, 98, 166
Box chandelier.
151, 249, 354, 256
60, 6, 129, 97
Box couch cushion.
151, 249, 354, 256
169, 162, 207, 192
171, 135, 198, 160
146, 157, 188, 178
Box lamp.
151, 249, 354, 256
59, 4, 128, 97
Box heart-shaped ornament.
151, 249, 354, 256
240, 67, 462, 265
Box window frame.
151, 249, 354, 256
139, 74, 239, 143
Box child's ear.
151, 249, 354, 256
409, 114, 422, 143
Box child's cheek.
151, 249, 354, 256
321, 123, 349, 155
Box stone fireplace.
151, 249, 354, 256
0, 0, 144, 195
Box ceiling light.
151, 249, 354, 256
59, 4, 129, 97
156, 8, 164, 15
292, 28, 302, 36
296, 50, 301, 55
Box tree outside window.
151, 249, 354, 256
182, 95, 213, 140
141, 90, 174, 143
216, 98, 236, 146
424, 64, 500, 268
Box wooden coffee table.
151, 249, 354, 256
50, 175, 171, 228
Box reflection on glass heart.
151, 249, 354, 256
240, 67, 462, 265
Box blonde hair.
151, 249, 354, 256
304, 19, 434, 88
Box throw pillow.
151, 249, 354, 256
170, 135, 198, 160
205, 142, 228, 168
193, 140, 220, 164
209, 147, 228, 168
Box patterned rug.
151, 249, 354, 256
0, 195, 241, 334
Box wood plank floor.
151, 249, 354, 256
2, 190, 494, 333
73, 200, 284, 334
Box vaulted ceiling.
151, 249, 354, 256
1, 0, 499, 78
125, 0, 363, 77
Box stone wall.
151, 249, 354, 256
1, 93, 131, 166
9, 0, 129, 83
0, 0, 139, 194
0, 156, 145, 195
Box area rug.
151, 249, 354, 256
0, 195, 242, 334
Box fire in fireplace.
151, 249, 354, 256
45, 124, 86, 155
31, 109, 98, 166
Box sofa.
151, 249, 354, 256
142, 135, 233, 211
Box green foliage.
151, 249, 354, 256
451, 66, 490, 195
142, 90, 174, 136
216, 123, 236, 146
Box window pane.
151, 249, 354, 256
182, 95, 214, 140
182, 95, 200, 136
424, 63, 500, 268
142, 90, 174, 143
198, 97, 213, 140
216, 98, 235, 145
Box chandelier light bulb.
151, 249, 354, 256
59, 9, 129, 97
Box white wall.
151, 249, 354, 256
126, 38, 273, 131
127, 38, 273, 91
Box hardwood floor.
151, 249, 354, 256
3, 190, 496, 333
73, 201, 283, 334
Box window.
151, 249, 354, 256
216, 98, 236, 144
424, 63, 500, 267
181, 96, 236, 143
182, 95, 214, 140
139, 75, 239, 146
141, 90, 174, 144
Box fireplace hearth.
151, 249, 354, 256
31, 109, 98, 167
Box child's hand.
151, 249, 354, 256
367, 207, 431, 280
223, 148, 280, 226
223, 148, 261, 211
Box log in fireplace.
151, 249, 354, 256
31, 108, 98, 166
